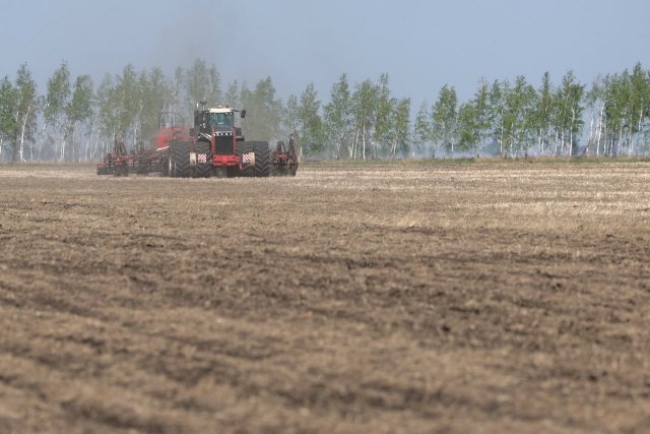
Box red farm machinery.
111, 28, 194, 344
96, 103, 286, 178
270, 133, 299, 176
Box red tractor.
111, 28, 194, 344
97, 104, 271, 178
271, 133, 299, 176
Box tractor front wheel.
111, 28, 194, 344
195, 141, 212, 178
248, 141, 270, 177
169, 142, 191, 178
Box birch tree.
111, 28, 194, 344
224, 80, 240, 109
185, 58, 221, 111
487, 80, 506, 155
554, 71, 585, 156
140, 67, 172, 140
297, 83, 324, 157
44, 62, 72, 162
628, 62, 650, 155
282, 94, 299, 141
502, 75, 536, 157
532, 72, 555, 155
373, 73, 394, 157
457, 101, 480, 155
66, 75, 93, 161
323, 74, 353, 158
240, 77, 282, 141
14, 64, 38, 162
431, 85, 458, 157
390, 98, 410, 157
0, 76, 17, 160
472, 79, 491, 152
412, 102, 431, 156
584, 78, 606, 155
351, 80, 378, 159
96, 74, 119, 153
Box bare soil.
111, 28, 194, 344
1, 161, 650, 433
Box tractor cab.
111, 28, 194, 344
210, 111, 234, 128
194, 104, 246, 141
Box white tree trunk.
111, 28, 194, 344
569, 108, 576, 157
350, 130, 359, 159
59, 134, 66, 163
35, 122, 48, 161
86, 123, 97, 161
362, 124, 366, 160
596, 103, 604, 156
18, 106, 31, 163
587, 112, 595, 156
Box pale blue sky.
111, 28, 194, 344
1, 0, 649, 108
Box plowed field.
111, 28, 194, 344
1, 161, 649, 433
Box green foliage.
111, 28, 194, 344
116, 64, 141, 141
431, 85, 458, 155
472, 80, 491, 148
241, 77, 282, 141
0, 76, 18, 159
297, 83, 323, 155
282, 94, 299, 139
502, 75, 537, 156
554, 71, 585, 156
96, 74, 119, 143
184, 58, 221, 114
224, 80, 240, 109
373, 73, 394, 156
323, 74, 353, 158
352, 79, 379, 159
13, 64, 38, 161
45, 62, 71, 130
68, 75, 93, 124
139, 67, 172, 140
531, 72, 555, 155
457, 101, 480, 154
65, 74, 93, 160
412, 102, 431, 155
6, 56, 650, 162
390, 98, 411, 157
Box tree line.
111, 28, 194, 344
1, 59, 649, 162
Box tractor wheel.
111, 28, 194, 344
236, 142, 254, 177
252, 141, 270, 177
195, 141, 212, 178
169, 142, 191, 178
289, 163, 298, 177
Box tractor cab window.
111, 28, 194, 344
210, 112, 234, 128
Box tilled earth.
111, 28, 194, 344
1, 161, 650, 433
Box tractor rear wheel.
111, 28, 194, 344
169, 142, 191, 178
195, 141, 212, 178
251, 141, 270, 177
